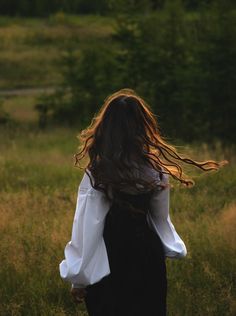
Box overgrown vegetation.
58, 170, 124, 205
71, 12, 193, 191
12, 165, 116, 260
0, 14, 114, 89
40, 0, 236, 142
1, 2, 235, 143
0, 125, 235, 315
0, 0, 219, 17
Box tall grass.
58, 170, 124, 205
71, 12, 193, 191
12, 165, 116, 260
0, 126, 235, 315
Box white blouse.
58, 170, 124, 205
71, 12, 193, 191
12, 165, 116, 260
59, 169, 187, 289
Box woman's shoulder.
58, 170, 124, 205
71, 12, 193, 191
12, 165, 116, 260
79, 169, 94, 190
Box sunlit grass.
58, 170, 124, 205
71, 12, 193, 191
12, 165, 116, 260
0, 126, 235, 315
2, 95, 37, 122
167, 203, 236, 315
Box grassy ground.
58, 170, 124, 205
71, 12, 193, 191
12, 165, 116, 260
1, 95, 38, 122
0, 116, 235, 315
0, 11, 205, 91
0, 14, 115, 90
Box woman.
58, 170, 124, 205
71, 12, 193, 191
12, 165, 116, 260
59, 88, 226, 316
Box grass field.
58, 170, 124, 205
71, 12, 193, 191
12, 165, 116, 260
0, 117, 235, 315
0, 14, 115, 90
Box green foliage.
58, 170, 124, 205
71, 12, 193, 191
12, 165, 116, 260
47, 1, 236, 142
0, 99, 11, 124
0, 0, 222, 17
113, 0, 236, 141
1, 3, 235, 142
0, 0, 111, 17
108, 0, 153, 14
44, 43, 124, 125
195, 1, 236, 141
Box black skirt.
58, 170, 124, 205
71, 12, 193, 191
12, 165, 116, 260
84, 191, 167, 316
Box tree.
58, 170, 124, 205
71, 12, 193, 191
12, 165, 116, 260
42, 42, 123, 125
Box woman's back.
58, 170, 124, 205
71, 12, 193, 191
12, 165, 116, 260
85, 189, 167, 316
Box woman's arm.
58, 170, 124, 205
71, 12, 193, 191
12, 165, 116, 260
59, 171, 111, 288
147, 172, 187, 259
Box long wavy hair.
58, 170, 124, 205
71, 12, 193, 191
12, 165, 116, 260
74, 88, 227, 205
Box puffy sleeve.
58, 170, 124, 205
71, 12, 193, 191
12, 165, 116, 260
146, 172, 187, 259
59, 170, 111, 288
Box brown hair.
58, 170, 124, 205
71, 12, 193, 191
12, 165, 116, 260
74, 88, 227, 201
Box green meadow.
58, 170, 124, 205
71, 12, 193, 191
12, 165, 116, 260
0, 14, 235, 316
1, 103, 236, 315
0, 14, 115, 90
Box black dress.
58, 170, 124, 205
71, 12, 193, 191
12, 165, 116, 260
84, 190, 167, 316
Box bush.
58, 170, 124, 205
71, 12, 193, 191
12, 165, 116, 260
41, 1, 236, 143
0, 99, 11, 125
39, 43, 123, 125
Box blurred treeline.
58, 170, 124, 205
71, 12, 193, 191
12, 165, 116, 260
1, 0, 235, 143
36, 0, 235, 143
0, 0, 218, 16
